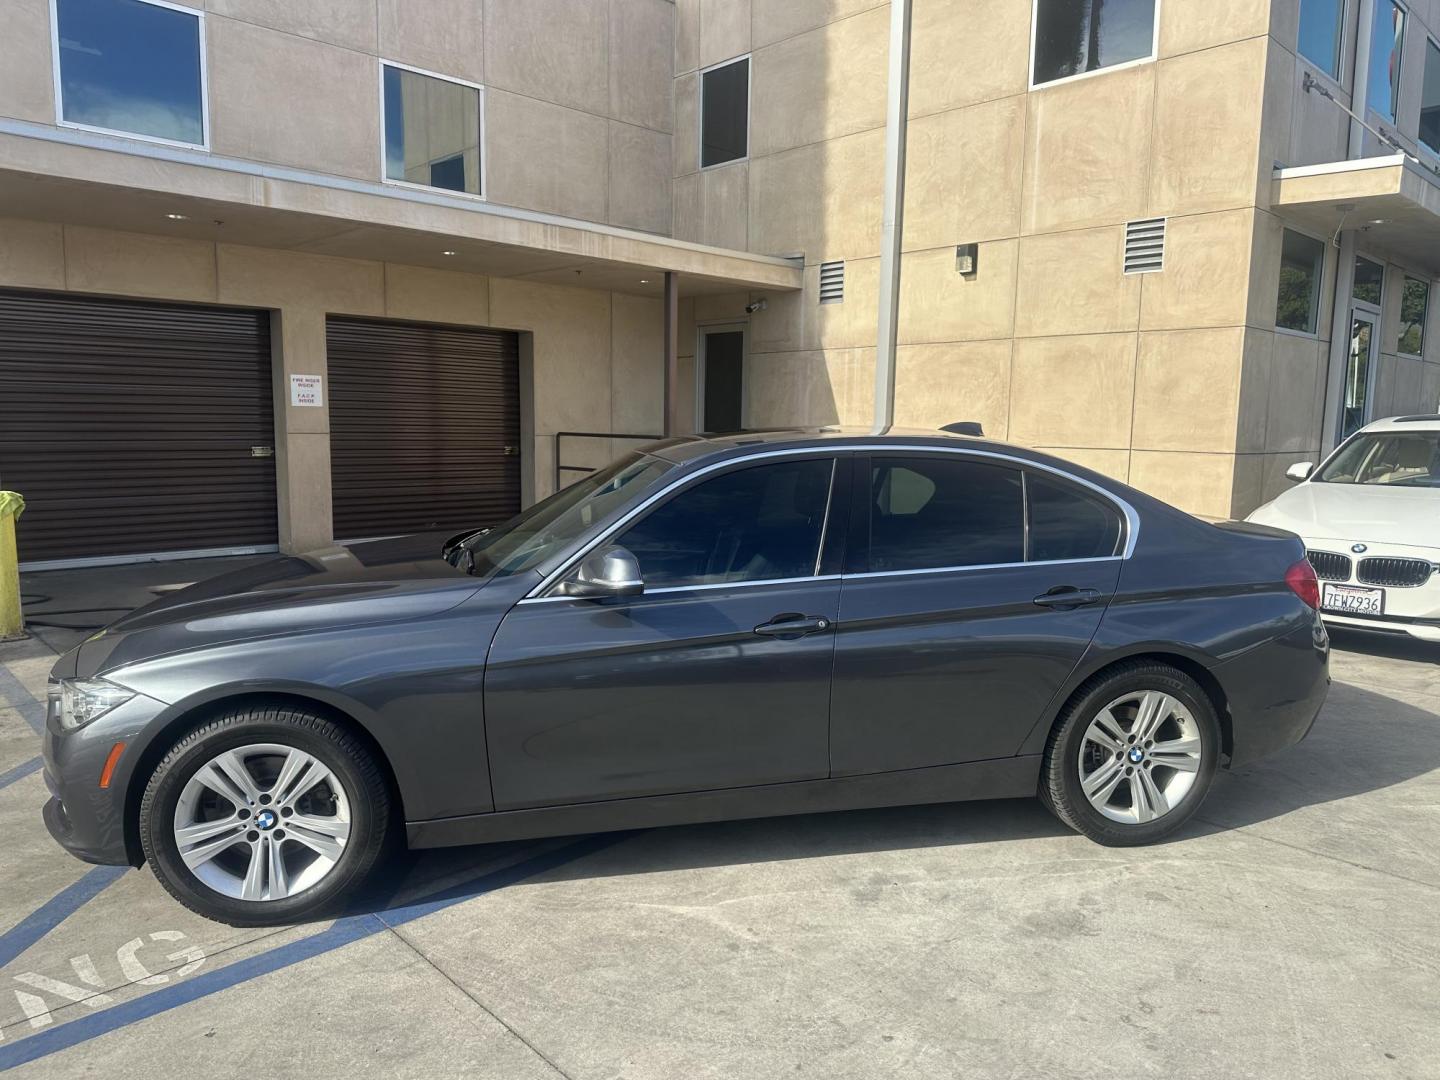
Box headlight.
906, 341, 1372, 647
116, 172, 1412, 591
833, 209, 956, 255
54, 678, 136, 731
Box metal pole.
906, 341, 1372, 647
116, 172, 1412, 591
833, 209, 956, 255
1318, 0, 1375, 453
872, 0, 912, 433
1350, 0, 1376, 157
663, 271, 678, 436
1321, 230, 1358, 452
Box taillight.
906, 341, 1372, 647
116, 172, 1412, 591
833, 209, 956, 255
1285, 559, 1320, 610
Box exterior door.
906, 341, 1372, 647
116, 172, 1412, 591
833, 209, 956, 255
485, 454, 842, 809
698, 326, 745, 433
830, 453, 1125, 776
0, 289, 276, 567
1341, 309, 1379, 440
326, 316, 521, 541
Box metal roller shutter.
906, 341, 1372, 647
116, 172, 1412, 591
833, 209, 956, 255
326, 316, 521, 540
0, 289, 277, 566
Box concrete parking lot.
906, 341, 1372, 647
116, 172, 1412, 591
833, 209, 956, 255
1, 561, 1437, 1079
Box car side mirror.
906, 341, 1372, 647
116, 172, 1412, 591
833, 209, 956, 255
1285, 461, 1315, 483
555, 545, 645, 599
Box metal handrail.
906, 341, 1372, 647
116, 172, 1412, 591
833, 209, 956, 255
554, 430, 663, 491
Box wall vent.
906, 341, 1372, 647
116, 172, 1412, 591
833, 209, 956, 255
819, 260, 845, 303
1123, 218, 1166, 274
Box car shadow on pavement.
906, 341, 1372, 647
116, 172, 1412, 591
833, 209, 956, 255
1327, 627, 1440, 666
1192, 678, 1440, 834
344, 679, 1440, 920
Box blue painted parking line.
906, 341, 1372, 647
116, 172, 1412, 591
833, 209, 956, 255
0, 866, 127, 972
0, 667, 45, 736
0, 757, 40, 792
0, 831, 632, 1071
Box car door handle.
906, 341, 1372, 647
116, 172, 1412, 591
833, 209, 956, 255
754, 613, 832, 639
1033, 586, 1104, 610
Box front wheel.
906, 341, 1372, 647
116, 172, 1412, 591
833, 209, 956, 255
1041, 662, 1220, 846
139, 705, 391, 926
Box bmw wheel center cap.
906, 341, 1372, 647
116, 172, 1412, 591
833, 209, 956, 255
255, 809, 278, 831
1127, 747, 1145, 764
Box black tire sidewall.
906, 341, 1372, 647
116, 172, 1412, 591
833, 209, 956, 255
1050, 668, 1220, 846
141, 714, 385, 925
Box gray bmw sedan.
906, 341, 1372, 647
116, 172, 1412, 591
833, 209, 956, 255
42, 429, 1330, 925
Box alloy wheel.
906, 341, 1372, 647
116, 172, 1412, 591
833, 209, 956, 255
1076, 691, 1203, 825
172, 742, 352, 901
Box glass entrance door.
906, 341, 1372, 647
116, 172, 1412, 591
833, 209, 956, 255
1341, 309, 1379, 440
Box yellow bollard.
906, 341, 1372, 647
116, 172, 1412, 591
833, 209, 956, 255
0, 491, 24, 641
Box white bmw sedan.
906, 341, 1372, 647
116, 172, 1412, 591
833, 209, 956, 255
1247, 414, 1440, 642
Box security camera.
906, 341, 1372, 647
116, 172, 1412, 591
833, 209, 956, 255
744, 298, 768, 315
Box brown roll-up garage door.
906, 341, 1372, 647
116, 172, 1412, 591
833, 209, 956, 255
327, 316, 521, 540
0, 289, 276, 566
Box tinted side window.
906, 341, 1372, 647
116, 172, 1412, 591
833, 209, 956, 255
867, 457, 1023, 572
618, 458, 834, 588
1026, 473, 1123, 561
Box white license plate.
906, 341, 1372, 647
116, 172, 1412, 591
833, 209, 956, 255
1321, 582, 1385, 616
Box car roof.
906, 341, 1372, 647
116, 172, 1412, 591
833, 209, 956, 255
1358, 414, 1440, 433
643, 426, 1049, 467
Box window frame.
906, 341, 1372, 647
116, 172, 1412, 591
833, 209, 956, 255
1397, 273, 1431, 357
698, 53, 751, 171
1028, 0, 1163, 91
377, 59, 487, 202
553, 452, 843, 596
1420, 34, 1440, 162
50, 0, 211, 152
523, 447, 1138, 601
849, 453, 1029, 576
1367, 0, 1408, 123
1021, 468, 1126, 563
1297, 0, 1349, 84
610, 454, 838, 592
1352, 251, 1386, 309
1274, 226, 1330, 339
847, 453, 1125, 577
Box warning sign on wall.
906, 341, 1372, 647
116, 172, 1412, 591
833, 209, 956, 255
290, 374, 323, 407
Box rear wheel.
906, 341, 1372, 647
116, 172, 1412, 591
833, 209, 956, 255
1041, 662, 1220, 846
139, 705, 390, 926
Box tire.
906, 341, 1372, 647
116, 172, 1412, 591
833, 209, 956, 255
139, 704, 391, 926
1040, 661, 1220, 846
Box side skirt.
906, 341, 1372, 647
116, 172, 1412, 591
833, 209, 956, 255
407, 755, 1043, 849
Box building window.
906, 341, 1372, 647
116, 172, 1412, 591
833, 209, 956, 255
1031, 0, 1158, 87
1298, 0, 1346, 80
53, 0, 207, 148
1367, 0, 1406, 121
701, 56, 749, 168
1421, 38, 1440, 158
382, 63, 483, 197
1353, 255, 1385, 305
1399, 276, 1430, 355
1276, 229, 1326, 334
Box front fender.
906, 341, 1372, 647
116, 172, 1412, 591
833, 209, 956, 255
107, 604, 501, 828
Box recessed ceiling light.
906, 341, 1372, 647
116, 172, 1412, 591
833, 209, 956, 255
639, 279, 650, 284
442, 250, 457, 256
166, 213, 188, 221
1366, 218, 1390, 226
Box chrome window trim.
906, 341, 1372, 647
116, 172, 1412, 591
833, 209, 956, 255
524, 444, 1139, 600
842, 555, 1124, 582
517, 574, 843, 605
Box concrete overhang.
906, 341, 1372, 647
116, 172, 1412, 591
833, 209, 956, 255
0, 119, 802, 298
1271, 154, 1440, 276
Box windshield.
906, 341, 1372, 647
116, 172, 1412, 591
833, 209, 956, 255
452, 453, 673, 578
1315, 431, 1440, 488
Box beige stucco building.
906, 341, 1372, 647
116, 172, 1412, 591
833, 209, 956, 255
1, 0, 1438, 567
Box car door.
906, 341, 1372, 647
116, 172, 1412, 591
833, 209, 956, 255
484, 452, 846, 810
830, 452, 1125, 776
